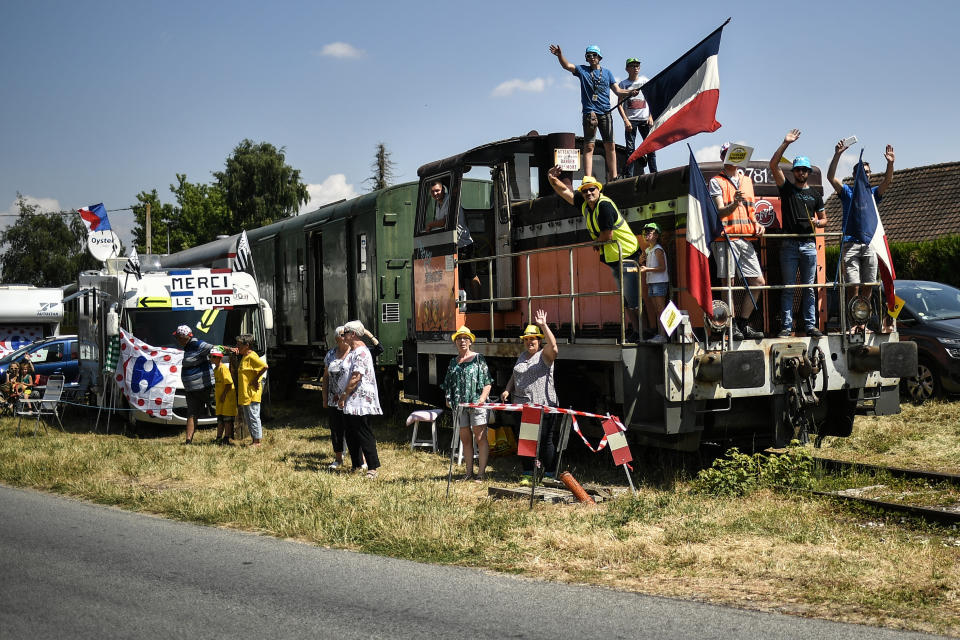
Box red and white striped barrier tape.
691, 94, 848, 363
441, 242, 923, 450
459, 402, 626, 455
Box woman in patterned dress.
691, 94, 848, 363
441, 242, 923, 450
337, 320, 382, 479
322, 326, 351, 470
441, 325, 493, 481
500, 309, 559, 478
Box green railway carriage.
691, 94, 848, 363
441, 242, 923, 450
161, 182, 419, 398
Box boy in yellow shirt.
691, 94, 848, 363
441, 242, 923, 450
210, 348, 237, 445
234, 334, 268, 447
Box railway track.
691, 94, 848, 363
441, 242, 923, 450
788, 458, 960, 526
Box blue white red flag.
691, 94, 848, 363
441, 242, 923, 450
686, 148, 724, 316
115, 328, 183, 421
627, 20, 728, 164
846, 151, 897, 310
78, 203, 112, 233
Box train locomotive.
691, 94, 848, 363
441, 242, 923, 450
163, 131, 917, 451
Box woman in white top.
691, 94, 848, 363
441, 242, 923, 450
641, 222, 670, 344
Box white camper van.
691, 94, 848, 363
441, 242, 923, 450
0, 285, 63, 358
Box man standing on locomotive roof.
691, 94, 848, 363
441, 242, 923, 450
769, 129, 827, 339
710, 142, 765, 340
548, 43, 640, 182
547, 166, 641, 341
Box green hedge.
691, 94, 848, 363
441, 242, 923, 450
825, 235, 960, 289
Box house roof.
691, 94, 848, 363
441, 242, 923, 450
824, 161, 960, 244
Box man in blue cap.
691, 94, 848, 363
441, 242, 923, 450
769, 129, 827, 338
549, 43, 639, 181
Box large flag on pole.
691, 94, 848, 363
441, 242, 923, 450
846, 151, 897, 310
233, 230, 252, 274
77, 203, 112, 233
686, 147, 724, 316
627, 19, 729, 164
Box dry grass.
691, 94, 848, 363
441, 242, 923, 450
1, 396, 960, 636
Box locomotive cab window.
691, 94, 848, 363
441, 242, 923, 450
418, 175, 458, 235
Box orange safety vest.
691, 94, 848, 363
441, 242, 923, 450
713, 171, 758, 240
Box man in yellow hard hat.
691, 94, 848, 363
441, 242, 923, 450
547, 167, 641, 340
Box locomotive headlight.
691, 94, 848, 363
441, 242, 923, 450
707, 299, 731, 333
847, 296, 872, 325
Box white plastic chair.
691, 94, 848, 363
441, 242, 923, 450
16, 375, 65, 436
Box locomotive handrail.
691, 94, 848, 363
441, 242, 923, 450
460, 239, 634, 343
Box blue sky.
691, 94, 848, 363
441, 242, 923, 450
2, 0, 957, 248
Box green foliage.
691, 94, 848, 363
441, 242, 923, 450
827, 234, 960, 289
213, 139, 309, 229
131, 175, 231, 254
0, 193, 100, 286
692, 443, 813, 497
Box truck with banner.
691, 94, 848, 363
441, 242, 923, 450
77, 256, 273, 426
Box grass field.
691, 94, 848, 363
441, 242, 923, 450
1, 395, 959, 636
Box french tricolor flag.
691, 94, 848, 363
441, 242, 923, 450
517, 406, 543, 458
627, 20, 727, 164
846, 152, 897, 310
686, 149, 724, 316
77, 203, 111, 233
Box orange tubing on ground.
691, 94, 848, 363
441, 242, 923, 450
559, 471, 595, 504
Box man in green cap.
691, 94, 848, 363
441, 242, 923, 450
617, 57, 656, 177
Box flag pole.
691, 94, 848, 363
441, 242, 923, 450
687, 146, 758, 326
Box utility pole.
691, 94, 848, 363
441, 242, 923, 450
145, 202, 152, 255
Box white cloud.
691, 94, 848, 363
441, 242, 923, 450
491, 77, 552, 98
1, 194, 64, 232
300, 175, 357, 214
317, 42, 365, 59
694, 140, 750, 164
694, 145, 722, 163
4, 194, 62, 215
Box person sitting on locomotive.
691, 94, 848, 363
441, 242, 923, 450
710, 143, 766, 341
640, 223, 669, 344
500, 309, 559, 482
424, 180, 481, 300
547, 167, 641, 342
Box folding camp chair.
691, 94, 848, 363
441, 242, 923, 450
16, 374, 66, 436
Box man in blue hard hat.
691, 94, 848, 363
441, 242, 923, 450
769, 129, 827, 338
549, 43, 639, 181
826, 139, 896, 331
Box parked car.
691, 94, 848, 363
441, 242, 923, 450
0, 335, 79, 385
894, 281, 960, 402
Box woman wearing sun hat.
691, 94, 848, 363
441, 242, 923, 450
500, 309, 559, 479
441, 325, 493, 481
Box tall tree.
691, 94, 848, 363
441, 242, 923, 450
0, 193, 100, 287
213, 139, 309, 228
365, 142, 396, 191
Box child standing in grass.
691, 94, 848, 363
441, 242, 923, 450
234, 334, 268, 447
210, 348, 236, 445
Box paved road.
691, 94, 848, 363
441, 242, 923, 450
0, 484, 951, 640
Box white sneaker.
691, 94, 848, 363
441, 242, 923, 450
328, 460, 342, 470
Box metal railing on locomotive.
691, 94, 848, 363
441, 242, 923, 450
456, 239, 638, 342
713, 230, 881, 348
